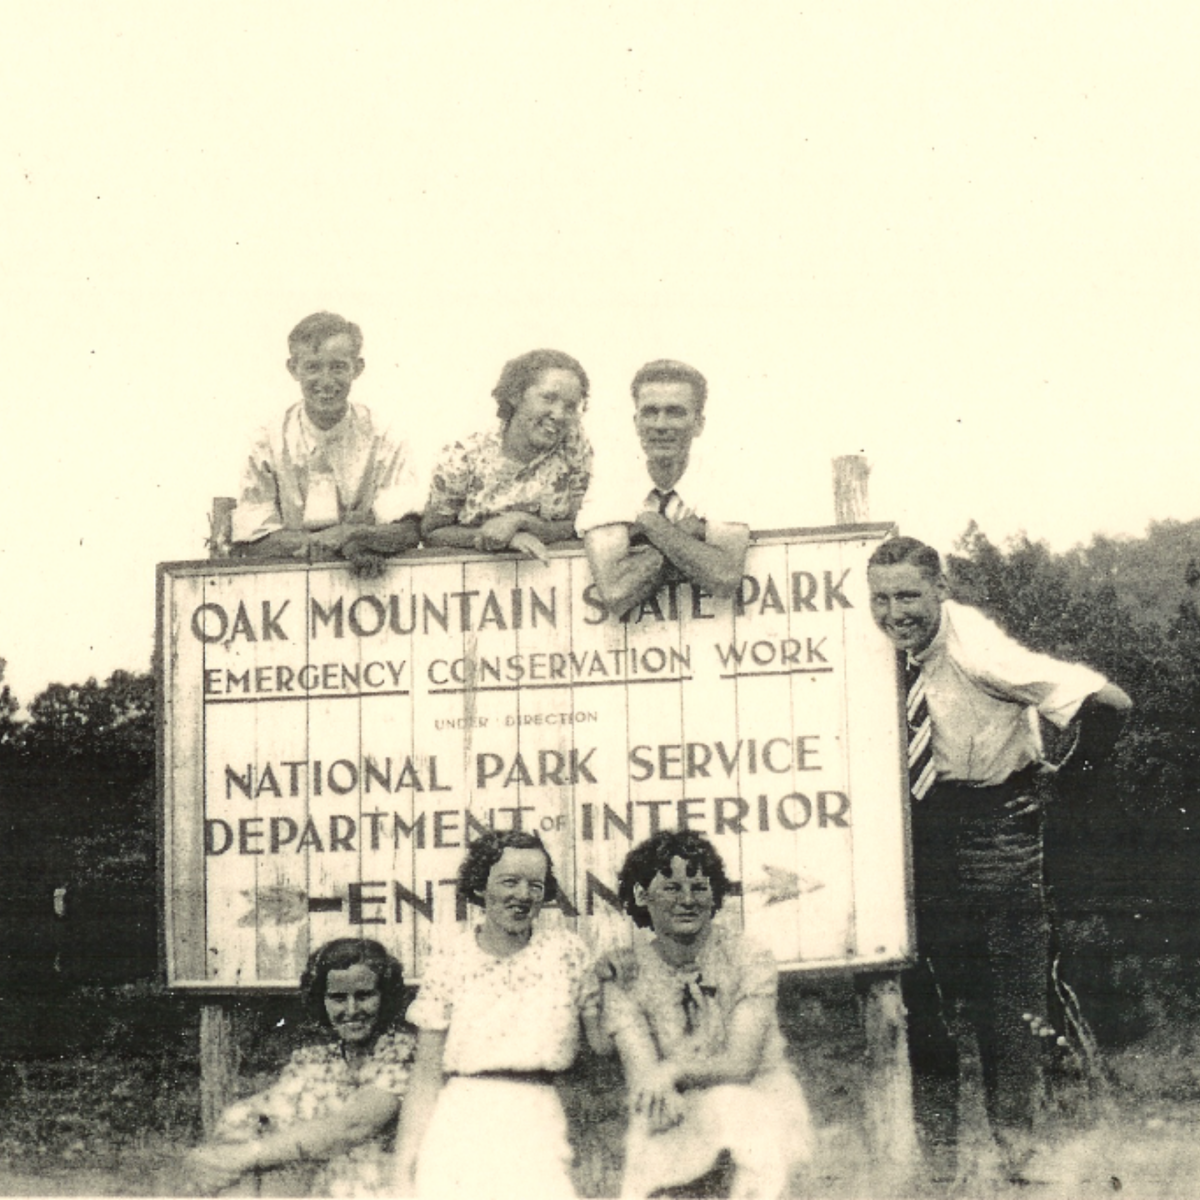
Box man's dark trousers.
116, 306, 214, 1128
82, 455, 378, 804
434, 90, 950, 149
903, 767, 1049, 1154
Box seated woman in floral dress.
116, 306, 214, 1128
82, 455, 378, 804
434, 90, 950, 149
421, 348, 592, 561
604, 830, 813, 1200
393, 829, 607, 1199
186, 938, 416, 1197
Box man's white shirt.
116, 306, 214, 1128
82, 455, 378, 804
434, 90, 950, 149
574, 447, 743, 535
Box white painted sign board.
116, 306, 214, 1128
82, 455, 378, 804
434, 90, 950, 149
159, 524, 911, 989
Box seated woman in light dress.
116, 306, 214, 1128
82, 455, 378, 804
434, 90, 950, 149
604, 830, 813, 1200
421, 349, 592, 562
186, 938, 416, 1197
393, 829, 607, 1199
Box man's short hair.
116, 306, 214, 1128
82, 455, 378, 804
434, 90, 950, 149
287, 312, 364, 358
868, 536, 943, 581
490, 348, 590, 425
630, 360, 708, 413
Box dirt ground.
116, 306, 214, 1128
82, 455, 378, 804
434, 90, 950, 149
2, 978, 1200, 1198
4, 1097, 1200, 1199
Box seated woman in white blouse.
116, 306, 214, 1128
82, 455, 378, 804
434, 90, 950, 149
393, 830, 607, 1199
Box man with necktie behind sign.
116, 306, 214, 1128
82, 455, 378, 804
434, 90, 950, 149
866, 535, 1132, 1182
576, 360, 749, 619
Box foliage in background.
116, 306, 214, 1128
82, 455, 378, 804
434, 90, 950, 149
947, 519, 1200, 1043
948, 519, 1200, 847
0, 667, 157, 987
20, 670, 154, 766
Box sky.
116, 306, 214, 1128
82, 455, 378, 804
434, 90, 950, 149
2, 1, 1198, 709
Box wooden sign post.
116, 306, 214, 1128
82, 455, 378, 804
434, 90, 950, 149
198, 497, 238, 1134
834, 455, 918, 1175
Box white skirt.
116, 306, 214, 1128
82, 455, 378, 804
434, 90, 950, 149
416, 1075, 576, 1200
620, 1067, 813, 1200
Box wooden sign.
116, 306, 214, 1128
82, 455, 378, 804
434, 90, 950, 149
159, 524, 911, 989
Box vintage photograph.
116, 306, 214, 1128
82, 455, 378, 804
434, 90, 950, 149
2, 3, 1198, 1196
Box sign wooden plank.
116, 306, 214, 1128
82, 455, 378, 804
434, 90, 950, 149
302, 568, 366, 964
501, 555, 574, 935
676, 575, 744, 932
405, 556, 474, 948
161, 569, 207, 982
159, 526, 908, 988
567, 552, 636, 951
731, 537, 819, 963
353, 556, 421, 971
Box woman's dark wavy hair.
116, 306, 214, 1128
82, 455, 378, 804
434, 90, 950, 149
617, 829, 730, 929
491, 349, 590, 425
299, 937, 408, 1031
457, 829, 559, 907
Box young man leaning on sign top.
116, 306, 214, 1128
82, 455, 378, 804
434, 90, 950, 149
866, 536, 1132, 1182
576, 360, 749, 618
231, 312, 424, 578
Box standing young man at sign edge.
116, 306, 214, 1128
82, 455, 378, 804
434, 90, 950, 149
866, 536, 1132, 1181
231, 312, 424, 578
576, 360, 749, 618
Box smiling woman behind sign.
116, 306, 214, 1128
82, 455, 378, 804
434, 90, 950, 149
421, 349, 593, 563
186, 938, 415, 1197
604, 830, 813, 1200
393, 829, 607, 1198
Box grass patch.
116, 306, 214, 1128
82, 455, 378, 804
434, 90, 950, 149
1, 960, 1198, 1196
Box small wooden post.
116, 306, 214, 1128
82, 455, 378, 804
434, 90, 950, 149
199, 497, 241, 1134
199, 1002, 239, 1135
833, 454, 871, 527
860, 973, 919, 1172
209, 496, 236, 561
832, 455, 919, 1175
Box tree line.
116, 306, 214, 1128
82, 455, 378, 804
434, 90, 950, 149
0, 663, 156, 986
946, 518, 1200, 1041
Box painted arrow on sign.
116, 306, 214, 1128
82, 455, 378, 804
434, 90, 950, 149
237, 885, 309, 926
744, 865, 824, 906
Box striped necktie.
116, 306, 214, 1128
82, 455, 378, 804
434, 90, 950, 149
905, 657, 936, 800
